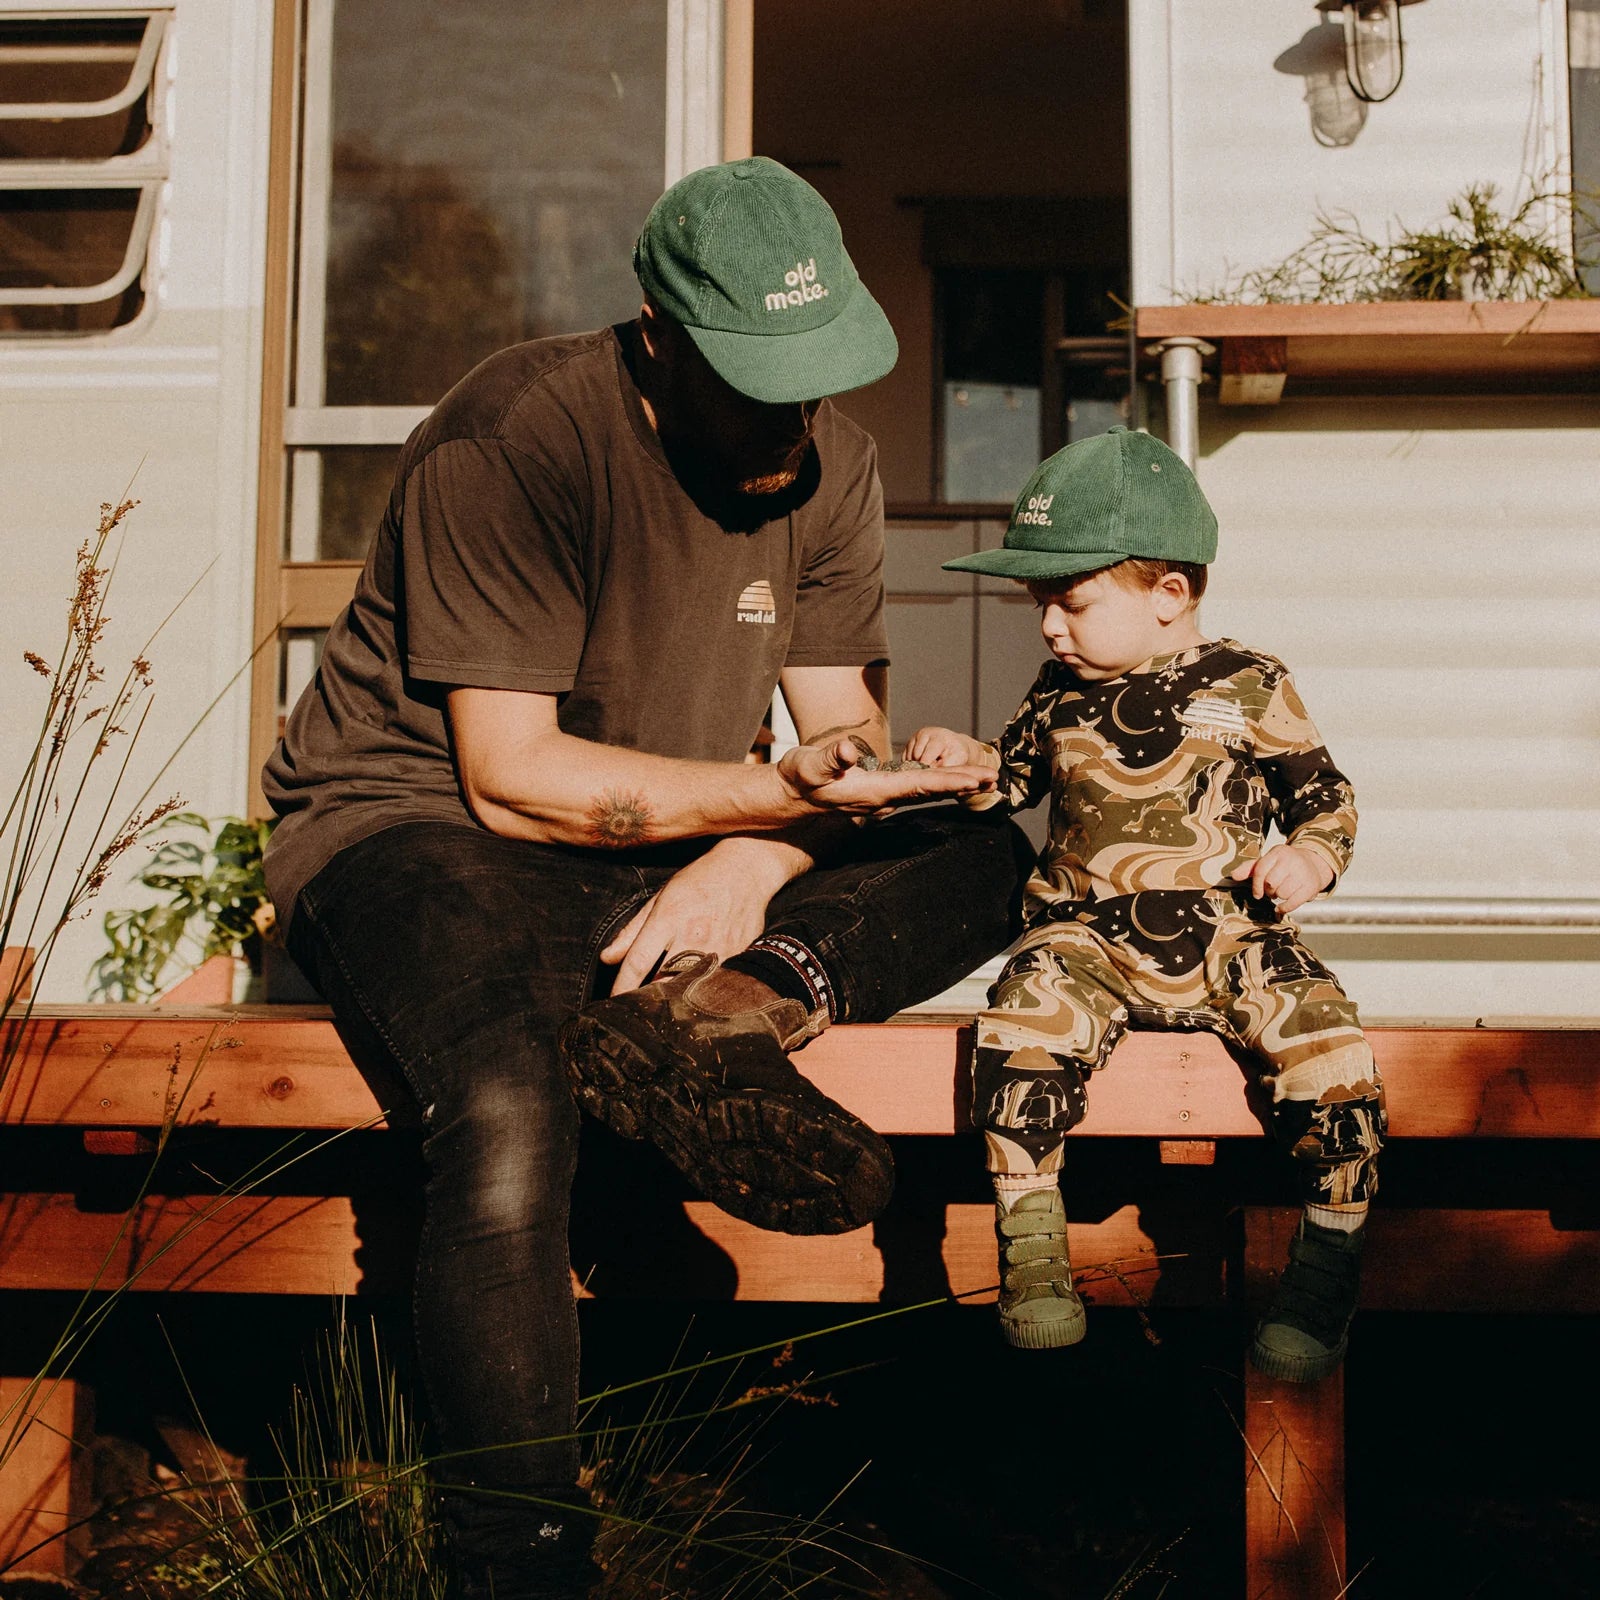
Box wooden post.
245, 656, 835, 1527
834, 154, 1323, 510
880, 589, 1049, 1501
1219, 336, 1289, 405
246, 0, 304, 817
1243, 1207, 1348, 1599
0, 1377, 94, 1576
722, 0, 754, 161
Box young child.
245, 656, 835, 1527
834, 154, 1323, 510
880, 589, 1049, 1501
908, 427, 1385, 1382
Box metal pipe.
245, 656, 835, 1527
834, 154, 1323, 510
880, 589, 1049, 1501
1147, 336, 1214, 468
1296, 898, 1600, 930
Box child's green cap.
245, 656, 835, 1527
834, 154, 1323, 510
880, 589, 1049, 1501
942, 428, 1218, 581
633, 157, 898, 405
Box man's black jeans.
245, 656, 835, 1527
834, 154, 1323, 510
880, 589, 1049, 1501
285, 806, 1032, 1585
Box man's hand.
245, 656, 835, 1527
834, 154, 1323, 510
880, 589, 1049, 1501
1231, 845, 1335, 916
601, 841, 793, 995
777, 734, 995, 815
903, 725, 999, 770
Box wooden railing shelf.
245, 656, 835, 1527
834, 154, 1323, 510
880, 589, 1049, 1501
1136, 300, 1600, 400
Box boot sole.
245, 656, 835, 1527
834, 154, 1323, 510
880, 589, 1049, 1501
1247, 1332, 1348, 1383
1000, 1304, 1087, 1349
560, 1012, 894, 1237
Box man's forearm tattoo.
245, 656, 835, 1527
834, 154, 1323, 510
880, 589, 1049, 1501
805, 716, 879, 753
587, 789, 655, 849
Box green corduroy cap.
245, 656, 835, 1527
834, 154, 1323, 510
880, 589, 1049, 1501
943, 428, 1218, 581
633, 156, 898, 405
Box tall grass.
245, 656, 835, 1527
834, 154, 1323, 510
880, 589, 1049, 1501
0, 500, 340, 1583
2, 494, 184, 1084
156, 1317, 447, 1600
578, 1338, 871, 1598
2, 489, 274, 1047
85, 1309, 929, 1600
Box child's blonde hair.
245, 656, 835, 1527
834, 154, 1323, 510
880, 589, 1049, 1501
1112, 557, 1208, 604
1021, 558, 1209, 605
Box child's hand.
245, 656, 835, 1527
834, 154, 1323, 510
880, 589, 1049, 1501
904, 726, 995, 769
1230, 845, 1334, 916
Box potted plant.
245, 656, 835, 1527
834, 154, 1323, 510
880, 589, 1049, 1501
1389, 184, 1588, 302
1191, 182, 1592, 305
89, 813, 279, 1001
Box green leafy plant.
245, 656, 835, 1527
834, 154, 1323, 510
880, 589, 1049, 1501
89, 814, 275, 1002
1191, 182, 1595, 305
1388, 183, 1588, 301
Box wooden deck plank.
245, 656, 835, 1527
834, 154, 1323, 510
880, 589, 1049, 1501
688, 1202, 1167, 1307
1136, 303, 1600, 391
0, 1012, 374, 1130
4, 991, 1593, 1600
3, 1009, 1597, 1138
0, 1191, 369, 1297
0, 1191, 1156, 1304
3, 1189, 1597, 1309
1137, 301, 1600, 338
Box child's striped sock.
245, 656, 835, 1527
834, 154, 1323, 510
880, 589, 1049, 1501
1304, 1200, 1368, 1234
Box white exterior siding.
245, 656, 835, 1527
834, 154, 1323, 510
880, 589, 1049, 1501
1209, 416, 1600, 1021
1131, 0, 1571, 304
1128, 0, 1600, 1016
0, 0, 274, 998
1202, 397, 1600, 907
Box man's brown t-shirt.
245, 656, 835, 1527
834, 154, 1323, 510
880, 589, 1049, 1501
262, 324, 890, 925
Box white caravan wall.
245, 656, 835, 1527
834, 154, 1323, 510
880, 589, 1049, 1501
0, 0, 274, 999
1131, 0, 1569, 303
1129, 3, 1599, 1017
1200, 397, 1600, 1018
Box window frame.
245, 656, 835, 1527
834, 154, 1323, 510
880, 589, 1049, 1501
247, 0, 734, 810
0, 8, 170, 332
1567, 0, 1600, 290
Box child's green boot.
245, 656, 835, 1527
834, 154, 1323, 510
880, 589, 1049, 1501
1249, 1217, 1363, 1383
995, 1188, 1087, 1349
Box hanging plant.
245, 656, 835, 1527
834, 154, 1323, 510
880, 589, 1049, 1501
1191, 183, 1594, 305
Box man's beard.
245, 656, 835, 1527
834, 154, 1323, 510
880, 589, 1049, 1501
735, 461, 804, 496
731, 433, 813, 497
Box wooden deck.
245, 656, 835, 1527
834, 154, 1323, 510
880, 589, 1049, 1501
1, 1000, 1596, 1597
5, 1004, 1595, 1137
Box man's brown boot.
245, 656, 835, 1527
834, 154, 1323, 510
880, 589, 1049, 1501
560, 951, 894, 1236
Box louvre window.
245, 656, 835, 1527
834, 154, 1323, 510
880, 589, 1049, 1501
0, 10, 168, 336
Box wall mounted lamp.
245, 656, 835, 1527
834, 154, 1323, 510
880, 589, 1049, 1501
1316, 0, 1428, 104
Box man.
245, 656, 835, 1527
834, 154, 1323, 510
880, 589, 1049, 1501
264, 157, 1030, 1599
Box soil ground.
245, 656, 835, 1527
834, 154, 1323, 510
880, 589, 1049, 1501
4, 1294, 1598, 1597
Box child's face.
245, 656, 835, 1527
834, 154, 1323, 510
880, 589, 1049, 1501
1025, 569, 1179, 681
